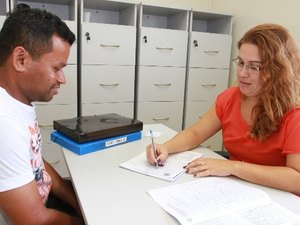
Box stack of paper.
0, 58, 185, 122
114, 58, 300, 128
147, 177, 300, 225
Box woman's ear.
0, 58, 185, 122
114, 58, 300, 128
12, 46, 30, 72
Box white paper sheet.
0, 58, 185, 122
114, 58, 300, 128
119, 151, 203, 182
147, 177, 300, 225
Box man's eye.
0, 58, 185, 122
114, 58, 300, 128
54, 68, 62, 73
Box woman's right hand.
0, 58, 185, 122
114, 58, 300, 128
146, 143, 169, 167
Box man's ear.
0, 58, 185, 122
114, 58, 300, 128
12, 46, 30, 72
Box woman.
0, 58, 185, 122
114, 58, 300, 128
146, 23, 300, 195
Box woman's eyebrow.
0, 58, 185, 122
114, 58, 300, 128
249, 60, 263, 64
237, 56, 262, 64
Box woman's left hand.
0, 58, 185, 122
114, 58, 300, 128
184, 157, 239, 177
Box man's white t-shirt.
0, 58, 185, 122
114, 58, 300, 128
0, 87, 51, 203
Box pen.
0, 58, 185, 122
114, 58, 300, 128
150, 130, 158, 167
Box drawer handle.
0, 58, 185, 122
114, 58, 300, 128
153, 117, 170, 121
156, 47, 173, 51
154, 83, 171, 87
100, 44, 120, 48
99, 83, 119, 87
201, 84, 217, 87
203, 50, 219, 54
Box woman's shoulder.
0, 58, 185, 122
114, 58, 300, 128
283, 107, 300, 120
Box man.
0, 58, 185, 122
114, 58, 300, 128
0, 8, 85, 225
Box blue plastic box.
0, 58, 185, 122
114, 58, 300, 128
51, 131, 142, 155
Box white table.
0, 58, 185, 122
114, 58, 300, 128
63, 124, 300, 225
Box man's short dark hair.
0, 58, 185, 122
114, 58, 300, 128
0, 8, 76, 66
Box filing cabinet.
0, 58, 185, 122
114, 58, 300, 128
184, 11, 233, 150
136, 4, 189, 131
80, 0, 136, 118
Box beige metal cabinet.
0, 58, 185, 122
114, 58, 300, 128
184, 11, 233, 150
185, 68, 229, 149
136, 5, 189, 131
80, 0, 137, 118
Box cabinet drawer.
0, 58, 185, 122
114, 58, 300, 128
82, 23, 136, 65
64, 21, 77, 64
35, 104, 77, 126
137, 101, 183, 131
40, 127, 69, 178
189, 32, 232, 68
82, 102, 134, 118
184, 100, 211, 128
82, 65, 135, 103
139, 28, 188, 67
186, 68, 229, 101
138, 66, 185, 101
184, 101, 223, 150
201, 132, 223, 151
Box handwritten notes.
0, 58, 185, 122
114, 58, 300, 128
119, 151, 203, 182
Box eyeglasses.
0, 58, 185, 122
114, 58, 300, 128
232, 58, 261, 75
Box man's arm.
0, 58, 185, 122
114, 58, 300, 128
43, 160, 82, 216
0, 179, 85, 225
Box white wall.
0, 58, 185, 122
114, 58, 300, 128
209, 0, 300, 85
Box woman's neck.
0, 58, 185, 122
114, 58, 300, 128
240, 94, 259, 126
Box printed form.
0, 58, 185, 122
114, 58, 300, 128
147, 177, 300, 225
